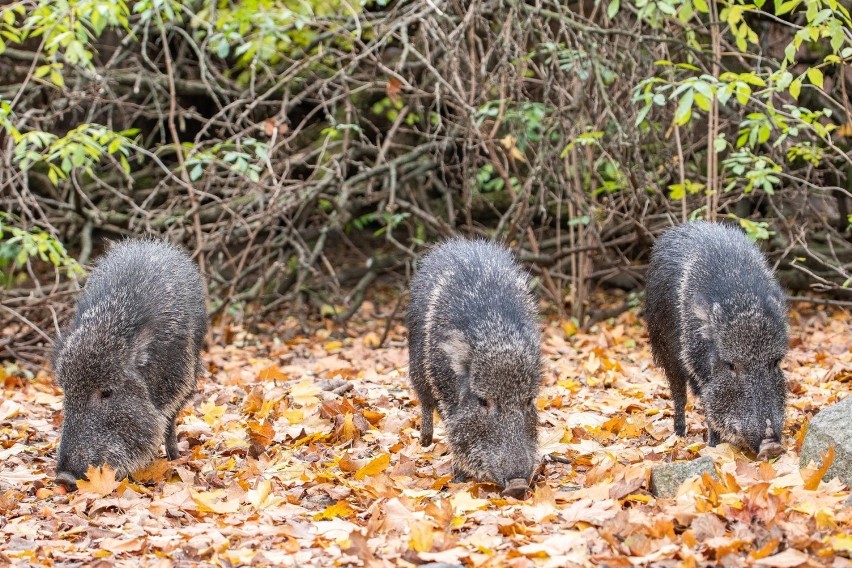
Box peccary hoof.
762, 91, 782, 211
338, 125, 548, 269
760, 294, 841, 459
757, 439, 784, 460
501, 478, 529, 499
55, 472, 78, 491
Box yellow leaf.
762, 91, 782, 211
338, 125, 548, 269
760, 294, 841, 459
827, 533, 852, 552
806, 67, 824, 89
313, 500, 355, 520
561, 319, 578, 337
789, 78, 802, 100
801, 445, 835, 490
291, 380, 322, 407
335, 413, 358, 443
450, 490, 489, 514
324, 341, 344, 352
190, 489, 241, 514
132, 459, 171, 484
77, 464, 120, 496
408, 520, 434, 552
247, 479, 285, 511
200, 399, 226, 425
282, 408, 304, 423
355, 453, 390, 480
362, 332, 381, 348
257, 365, 287, 381
837, 122, 852, 138
585, 352, 601, 374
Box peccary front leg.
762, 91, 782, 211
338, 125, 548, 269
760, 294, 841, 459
667, 369, 689, 437
165, 416, 180, 460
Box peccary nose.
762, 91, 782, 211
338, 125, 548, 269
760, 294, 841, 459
754, 419, 784, 460
55, 471, 78, 491
757, 438, 784, 460
500, 478, 529, 499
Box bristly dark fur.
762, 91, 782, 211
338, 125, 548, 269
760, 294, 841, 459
53, 238, 208, 481
407, 238, 542, 488
645, 221, 788, 453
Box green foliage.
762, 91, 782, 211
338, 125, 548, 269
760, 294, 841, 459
14, 124, 138, 185
722, 150, 782, 195
630, 0, 848, 221
475, 163, 520, 194
536, 42, 617, 86
476, 101, 552, 152
668, 179, 704, 200
185, 139, 269, 183
194, 0, 364, 84
14, 0, 132, 85
0, 213, 82, 285
732, 216, 774, 241
347, 211, 411, 236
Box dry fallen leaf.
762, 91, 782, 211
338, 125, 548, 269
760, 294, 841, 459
2, 301, 850, 566
76, 464, 120, 496
355, 453, 390, 480
754, 548, 810, 567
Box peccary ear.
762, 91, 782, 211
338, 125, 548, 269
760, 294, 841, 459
692, 292, 719, 339
130, 327, 155, 370
439, 330, 471, 378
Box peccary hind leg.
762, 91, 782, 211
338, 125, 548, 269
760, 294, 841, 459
708, 429, 720, 447
420, 405, 435, 447
411, 370, 438, 446
452, 464, 468, 483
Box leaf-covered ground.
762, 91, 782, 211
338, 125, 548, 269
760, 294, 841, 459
1, 299, 851, 566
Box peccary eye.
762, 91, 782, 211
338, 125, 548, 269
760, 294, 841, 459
724, 361, 736, 372
477, 396, 489, 409
100, 389, 113, 400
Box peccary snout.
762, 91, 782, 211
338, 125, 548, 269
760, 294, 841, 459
55, 369, 166, 484
55, 471, 78, 491
444, 381, 539, 488
694, 293, 787, 455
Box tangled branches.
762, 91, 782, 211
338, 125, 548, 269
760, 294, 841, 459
1, 0, 851, 368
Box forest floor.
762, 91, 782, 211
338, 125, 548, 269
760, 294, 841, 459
0, 296, 851, 567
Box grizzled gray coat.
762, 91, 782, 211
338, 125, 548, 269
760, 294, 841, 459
407, 239, 541, 495
53, 239, 207, 487
645, 221, 788, 456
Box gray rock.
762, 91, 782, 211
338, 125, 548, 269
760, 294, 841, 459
650, 456, 717, 498
799, 396, 852, 487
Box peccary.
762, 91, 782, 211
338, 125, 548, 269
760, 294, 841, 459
53, 239, 208, 489
645, 221, 787, 459
407, 238, 541, 498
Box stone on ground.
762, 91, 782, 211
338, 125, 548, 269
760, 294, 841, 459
650, 456, 717, 498
799, 396, 852, 487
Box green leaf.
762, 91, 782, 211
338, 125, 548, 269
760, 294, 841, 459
50, 71, 65, 88
789, 78, 802, 100
693, 0, 708, 12
674, 90, 694, 126
806, 67, 824, 89
607, 0, 620, 19
776, 0, 800, 15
